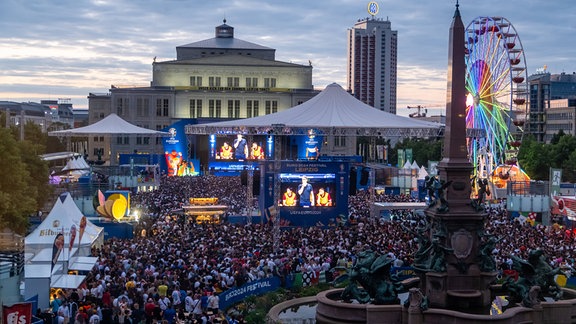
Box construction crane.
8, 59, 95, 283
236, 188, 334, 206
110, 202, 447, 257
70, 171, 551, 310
407, 105, 428, 118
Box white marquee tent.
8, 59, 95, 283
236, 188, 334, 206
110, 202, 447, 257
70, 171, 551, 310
25, 193, 103, 308
25, 192, 103, 251
185, 83, 444, 137
49, 113, 170, 137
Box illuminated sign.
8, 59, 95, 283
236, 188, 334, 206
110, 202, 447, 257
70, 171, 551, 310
368, 1, 379, 16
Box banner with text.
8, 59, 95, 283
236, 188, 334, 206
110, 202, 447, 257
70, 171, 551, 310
218, 277, 281, 310
3, 302, 33, 324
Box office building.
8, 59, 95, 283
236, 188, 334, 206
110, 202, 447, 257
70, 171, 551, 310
347, 17, 397, 114
528, 71, 576, 142
545, 98, 576, 142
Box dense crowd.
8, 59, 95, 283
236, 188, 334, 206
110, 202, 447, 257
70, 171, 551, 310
43, 175, 576, 324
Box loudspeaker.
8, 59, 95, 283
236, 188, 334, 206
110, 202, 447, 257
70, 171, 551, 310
360, 168, 369, 186
253, 170, 261, 195
241, 170, 248, 186
349, 167, 357, 195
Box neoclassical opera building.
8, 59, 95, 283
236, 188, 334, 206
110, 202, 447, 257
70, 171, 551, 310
88, 20, 319, 164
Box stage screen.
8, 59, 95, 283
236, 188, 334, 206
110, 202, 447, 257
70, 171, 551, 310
210, 134, 272, 161
261, 161, 349, 227
279, 173, 336, 208
162, 120, 199, 176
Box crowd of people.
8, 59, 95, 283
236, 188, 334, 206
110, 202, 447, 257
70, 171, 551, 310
42, 174, 576, 324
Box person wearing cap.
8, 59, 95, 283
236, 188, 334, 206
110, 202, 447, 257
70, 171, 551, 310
297, 176, 314, 207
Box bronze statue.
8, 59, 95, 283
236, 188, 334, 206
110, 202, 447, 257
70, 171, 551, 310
432, 177, 452, 213
402, 222, 432, 271
472, 178, 490, 211
425, 176, 436, 206
478, 235, 500, 272
503, 249, 565, 307
341, 250, 403, 305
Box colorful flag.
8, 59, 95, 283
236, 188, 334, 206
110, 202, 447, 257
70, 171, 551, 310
51, 233, 64, 271
78, 216, 87, 246
69, 224, 77, 253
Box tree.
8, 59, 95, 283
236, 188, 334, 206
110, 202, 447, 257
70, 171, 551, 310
517, 135, 552, 180
394, 138, 442, 167
0, 121, 52, 234
563, 150, 576, 183
0, 127, 40, 233
551, 135, 576, 172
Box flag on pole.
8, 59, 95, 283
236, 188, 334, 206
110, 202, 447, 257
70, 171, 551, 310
51, 232, 64, 271
69, 224, 77, 254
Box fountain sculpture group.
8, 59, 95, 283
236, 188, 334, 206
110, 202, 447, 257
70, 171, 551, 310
268, 3, 576, 324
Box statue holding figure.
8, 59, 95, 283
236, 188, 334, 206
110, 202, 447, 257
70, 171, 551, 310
432, 176, 452, 213
402, 221, 432, 271
472, 178, 491, 211
341, 250, 403, 305
477, 234, 501, 272
424, 176, 436, 207
503, 249, 565, 307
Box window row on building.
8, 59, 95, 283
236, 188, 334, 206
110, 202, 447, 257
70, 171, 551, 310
190, 76, 277, 88
189, 99, 278, 118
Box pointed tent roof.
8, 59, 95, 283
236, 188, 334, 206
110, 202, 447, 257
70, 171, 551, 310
418, 166, 429, 180
185, 83, 443, 137
25, 193, 103, 246
411, 160, 420, 169
49, 113, 170, 137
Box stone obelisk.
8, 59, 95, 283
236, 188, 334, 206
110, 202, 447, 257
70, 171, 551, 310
423, 2, 497, 309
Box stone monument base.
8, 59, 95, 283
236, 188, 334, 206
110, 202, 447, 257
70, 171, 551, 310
266, 288, 576, 324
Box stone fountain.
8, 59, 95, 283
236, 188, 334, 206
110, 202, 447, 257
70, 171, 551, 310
267, 3, 576, 324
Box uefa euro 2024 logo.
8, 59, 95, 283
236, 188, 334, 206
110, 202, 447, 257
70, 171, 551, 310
169, 127, 177, 139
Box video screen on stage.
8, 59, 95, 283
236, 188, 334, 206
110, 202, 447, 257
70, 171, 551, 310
279, 173, 336, 207
210, 134, 272, 161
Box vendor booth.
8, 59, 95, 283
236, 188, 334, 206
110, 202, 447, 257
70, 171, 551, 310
24, 193, 103, 309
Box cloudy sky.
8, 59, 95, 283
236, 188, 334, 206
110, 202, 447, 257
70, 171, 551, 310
1, 0, 574, 116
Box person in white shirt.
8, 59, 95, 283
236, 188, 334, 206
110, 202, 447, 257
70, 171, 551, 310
207, 293, 220, 314
158, 295, 170, 311
184, 292, 194, 313
171, 287, 181, 310
192, 294, 203, 320
88, 310, 100, 324
58, 301, 70, 324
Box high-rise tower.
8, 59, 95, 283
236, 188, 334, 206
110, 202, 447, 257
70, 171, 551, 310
347, 15, 397, 114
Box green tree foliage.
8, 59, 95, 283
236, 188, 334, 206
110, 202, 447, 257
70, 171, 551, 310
0, 123, 51, 234
552, 135, 576, 179
518, 133, 576, 181
517, 135, 551, 180
0, 128, 38, 233
393, 138, 443, 167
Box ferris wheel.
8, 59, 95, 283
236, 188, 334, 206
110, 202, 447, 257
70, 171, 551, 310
464, 16, 528, 180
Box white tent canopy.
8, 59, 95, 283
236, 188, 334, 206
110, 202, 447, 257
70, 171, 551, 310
25, 192, 104, 249
49, 113, 170, 137
418, 166, 429, 180
185, 83, 443, 137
